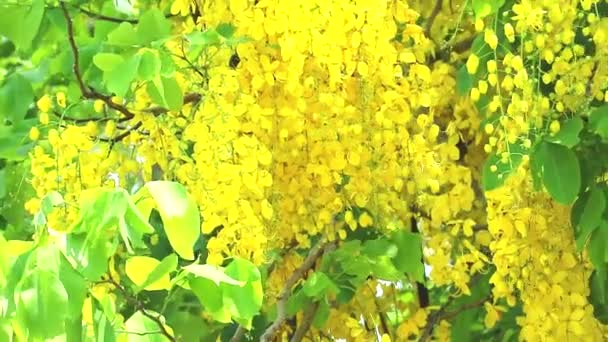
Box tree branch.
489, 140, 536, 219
78, 7, 139, 24
95, 278, 176, 342
424, 0, 443, 39
289, 302, 320, 342
229, 326, 246, 342
260, 239, 332, 342
61, 2, 134, 120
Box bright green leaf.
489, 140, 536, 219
391, 230, 425, 282
161, 76, 183, 111
472, 0, 505, 19
223, 258, 264, 327
0, 74, 34, 124
573, 186, 606, 251
140, 181, 200, 260
302, 272, 339, 300
482, 143, 525, 191
93, 53, 125, 71
189, 277, 232, 323
138, 49, 161, 81
216, 23, 236, 38
589, 104, 608, 140
537, 142, 581, 205
183, 264, 244, 286
15, 269, 69, 339
124, 311, 173, 342
545, 117, 583, 148
136, 254, 178, 292
105, 54, 141, 97
137, 9, 171, 44
107, 22, 139, 46
187, 29, 221, 46
0, 0, 44, 50
126, 256, 172, 291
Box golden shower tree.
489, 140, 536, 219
0, 0, 607, 341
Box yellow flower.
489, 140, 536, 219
29, 127, 40, 141
484, 29, 498, 50
36, 94, 52, 113
549, 120, 560, 135
466, 54, 479, 74
56, 92, 66, 108
93, 100, 105, 113
358, 212, 373, 227
504, 23, 515, 42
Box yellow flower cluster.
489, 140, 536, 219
24, 0, 493, 337
486, 163, 607, 340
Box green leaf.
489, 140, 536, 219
93, 53, 125, 71
589, 269, 608, 323
0, 318, 12, 342
362, 239, 398, 258
140, 181, 200, 260
105, 54, 141, 97
0, 234, 9, 288
138, 49, 161, 81
536, 141, 581, 205
545, 117, 583, 148
391, 230, 425, 282
107, 22, 140, 46
472, 0, 505, 19
126, 256, 172, 291
588, 224, 608, 284
302, 272, 339, 300
0, 74, 34, 124
0, 0, 44, 50
312, 300, 330, 328
137, 9, 171, 44
125, 311, 173, 342
40, 190, 64, 214
223, 258, 264, 327
184, 264, 244, 286
482, 143, 525, 191
15, 269, 69, 339
589, 104, 608, 140
67, 188, 128, 279
162, 76, 183, 111
58, 253, 88, 319
189, 277, 231, 323
136, 254, 178, 292
572, 186, 606, 251
94, 307, 116, 342
187, 29, 221, 46
456, 64, 474, 96
216, 23, 236, 38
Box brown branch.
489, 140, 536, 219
260, 239, 332, 342
289, 302, 320, 342
230, 326, 246, 342
95, 278, 176, 342
424, 0, 443, 39
61, 3, 134, 120
78, 6, 177, 24
138, 308, 176, 342
99, 121, 143, 143
78, 7, 139, 24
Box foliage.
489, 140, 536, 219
0, 0, 608, 341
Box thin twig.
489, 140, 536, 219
61, 2, 134, 120
78, 7, 139, 24
260, 239, 331, 342
425, 0, 444, 39
95, 278, 177, 342
99, 121, 143, 143
230, 326, 246, 342
289, 302, 320, 342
